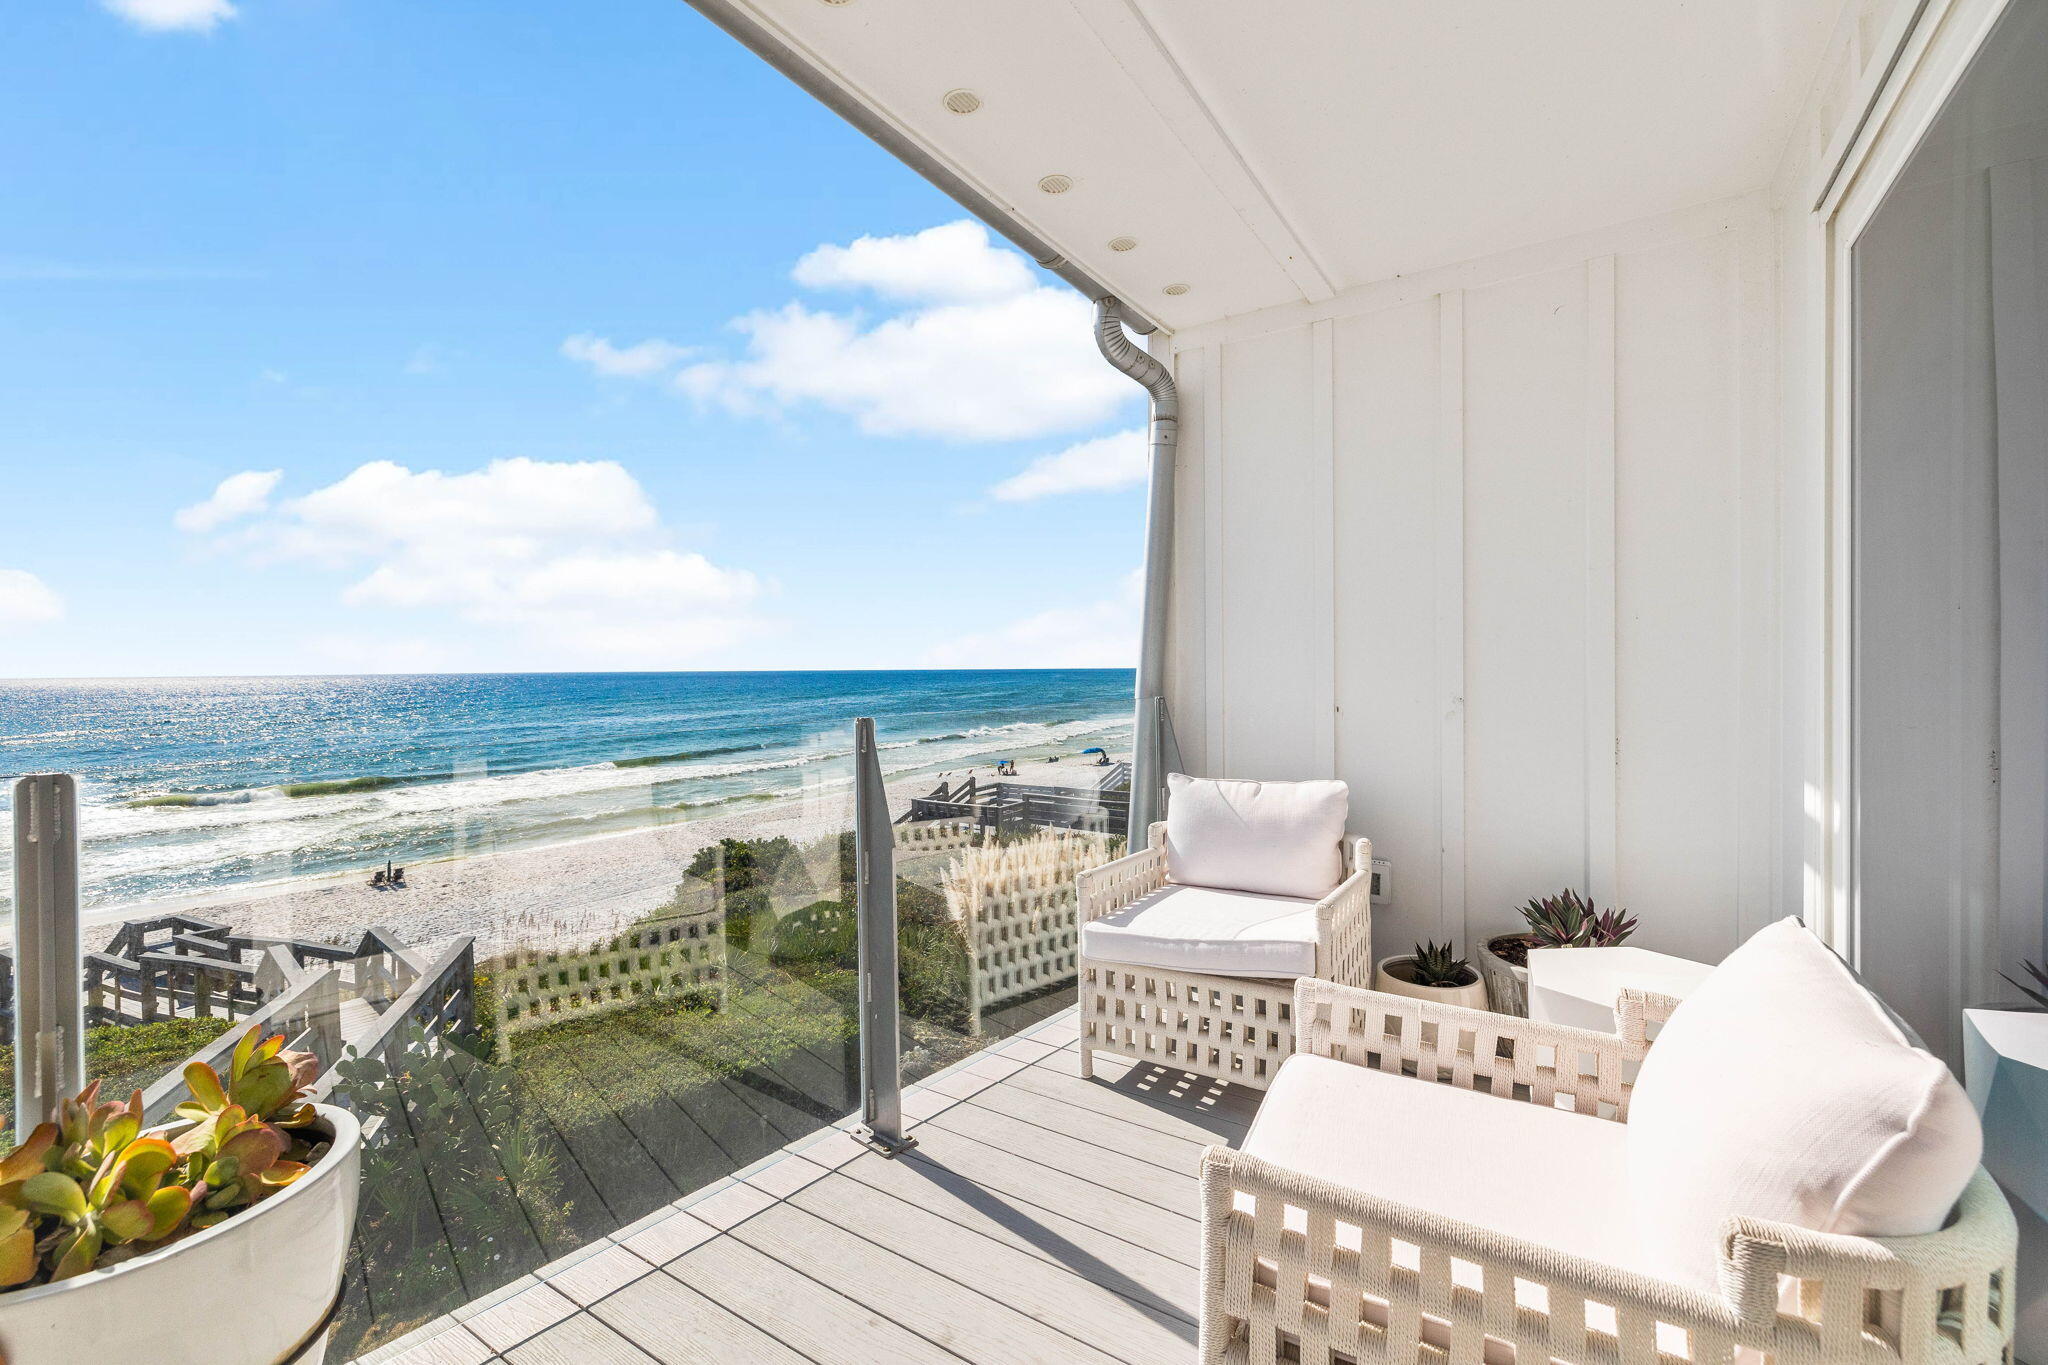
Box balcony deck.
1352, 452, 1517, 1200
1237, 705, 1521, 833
351, 1007, 1259, 1364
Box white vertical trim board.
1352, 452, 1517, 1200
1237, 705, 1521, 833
1435, 290, 1469, 945
1583, 256, 1620, 907
1202, 342, 1227, 775
1310, 318, 1338, 775
1735, 203, 1785, 941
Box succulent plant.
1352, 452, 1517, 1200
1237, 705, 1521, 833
2002, 959, 2048, 1010
1518, 889, 1638, 950
1408, 940, 1475, 988
0, 1024, 324, 1289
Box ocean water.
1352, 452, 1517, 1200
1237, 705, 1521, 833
0, 670, 1134, 910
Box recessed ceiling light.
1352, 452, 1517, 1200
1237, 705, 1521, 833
1036, 173, 1074, 195
1108, 236, 1138, 252
1162, 282, 1191, 296
942, 89, 981, 115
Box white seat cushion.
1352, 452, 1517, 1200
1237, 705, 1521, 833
1165, 773, 1348, 899
1626, 917, 1983, 1293
1245, 1054, 1644, 1271
1080, 883, 1319, 979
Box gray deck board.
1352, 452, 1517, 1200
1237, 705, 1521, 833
822, 1129, 1200, 1315
589, 1271, 811, 1364
503, 1313, 653, 1365
727, 1199, 1129, 1365
786, 1173, 1198, 1360
921, 1096, 1206, 1213
663, 1235, 965, 1364
356, 1007, 1249, 1365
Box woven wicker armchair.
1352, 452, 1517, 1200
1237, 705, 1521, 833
1077, 816, 1374, 1091
1199, 975, 2017, 1365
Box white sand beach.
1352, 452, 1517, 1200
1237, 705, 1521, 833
71, 761, 1124, 960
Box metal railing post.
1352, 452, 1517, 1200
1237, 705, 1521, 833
851, 718, 914, 1156
13, 774, 83, 1134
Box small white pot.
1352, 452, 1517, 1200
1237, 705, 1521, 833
0, 1103, 361, 1365
1374, 954, 1490, 1011
1480, 936, 1534, 1016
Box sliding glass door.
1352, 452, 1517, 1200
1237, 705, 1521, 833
1852, 0, 2048, 1060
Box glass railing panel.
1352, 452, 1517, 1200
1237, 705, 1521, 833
1, 700, 864, 1361
890, 728, 1132, 1087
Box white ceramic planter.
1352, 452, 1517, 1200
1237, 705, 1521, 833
1374, 955, 1490, 1011
1480, 936, 1533, 1016
0, 1104, 361, 1365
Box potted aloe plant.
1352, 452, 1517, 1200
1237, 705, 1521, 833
1374, 940, 1488, 1010
0, 1026, 360, 1365
1480, 889, 1638, 1015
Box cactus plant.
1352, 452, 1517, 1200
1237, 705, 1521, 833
0, 1024, 325, 1289
1408, 940, 1476, 988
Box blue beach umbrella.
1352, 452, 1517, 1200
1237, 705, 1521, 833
1081, 747, 1105, 754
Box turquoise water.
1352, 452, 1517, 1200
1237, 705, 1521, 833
0, 670, 1133, 908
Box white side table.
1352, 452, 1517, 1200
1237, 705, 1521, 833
1963, 1007, 2048, 1365
1526, 945, 1713, 1034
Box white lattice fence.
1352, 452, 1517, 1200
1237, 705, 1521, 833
893, 818, 981, 856
492, 908, 725, 1058
944, 829, 1116, 1030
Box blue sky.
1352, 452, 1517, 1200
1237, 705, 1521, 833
0, 0, 1147, 678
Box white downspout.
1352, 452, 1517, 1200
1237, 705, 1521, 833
1094, 297, 1179, 839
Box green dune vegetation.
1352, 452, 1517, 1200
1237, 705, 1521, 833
0, 1016, 233, 1120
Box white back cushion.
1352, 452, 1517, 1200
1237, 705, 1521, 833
1164, 774, 1348, 900
1626, 918, 1982, 1292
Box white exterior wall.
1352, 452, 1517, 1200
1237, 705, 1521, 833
1152, 0, 2011, 974
1164, 196, 1784, 963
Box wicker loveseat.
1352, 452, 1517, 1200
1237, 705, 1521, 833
1200, 921, 2016, 1365
1077, 774, 1373, 1091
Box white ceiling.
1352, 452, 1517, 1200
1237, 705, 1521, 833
734, 0, 1845, 331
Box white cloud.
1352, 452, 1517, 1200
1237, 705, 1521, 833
189, 458, 762, 666
923, 570, 1140, 669
676, 220, 1135, 442
174, 469, 282, 533
989, 428, 1148, 503
103, 0, 236, 33
561, 333, 693, 380
791, 221, 1037, 304
0, 571, 63, 630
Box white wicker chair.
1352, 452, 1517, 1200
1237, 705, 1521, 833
1076, 820, 1374, 1091
1199, 977, 2018, 1365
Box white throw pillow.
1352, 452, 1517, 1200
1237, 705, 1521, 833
1163, 773, 1348, 900
1625, 917, 1982, 1293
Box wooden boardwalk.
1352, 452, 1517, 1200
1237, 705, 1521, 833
350, 1007, 1258, 1364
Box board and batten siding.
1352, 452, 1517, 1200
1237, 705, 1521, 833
1164, 194, 1784, 965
